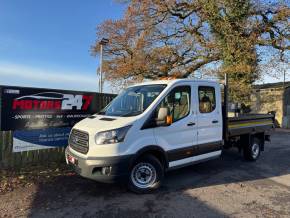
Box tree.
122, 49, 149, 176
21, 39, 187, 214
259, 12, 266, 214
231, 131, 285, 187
259, 50, 289, 82
92, 0, 289, 101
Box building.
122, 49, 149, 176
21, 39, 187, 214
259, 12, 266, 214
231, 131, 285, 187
251, 82, 290, 128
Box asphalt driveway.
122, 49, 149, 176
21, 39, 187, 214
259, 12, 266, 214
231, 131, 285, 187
1, 129, 290, 218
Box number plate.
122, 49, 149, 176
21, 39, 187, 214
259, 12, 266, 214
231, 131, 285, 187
67, 154, 77, 165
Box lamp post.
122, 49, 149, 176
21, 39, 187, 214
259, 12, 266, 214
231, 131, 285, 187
99, 38, 109, 93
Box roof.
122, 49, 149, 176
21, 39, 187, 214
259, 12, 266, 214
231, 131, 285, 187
254, 81, 290, 89
130, 79, 218, 87
130, 79, 290, 90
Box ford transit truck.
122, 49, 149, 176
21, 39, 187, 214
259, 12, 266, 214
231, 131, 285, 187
65, 79, 274, 193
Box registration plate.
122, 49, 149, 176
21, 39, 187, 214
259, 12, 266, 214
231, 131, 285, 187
67, 154, 77, 165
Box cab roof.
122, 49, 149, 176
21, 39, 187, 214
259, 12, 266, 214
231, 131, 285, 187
130, 79, 218, 87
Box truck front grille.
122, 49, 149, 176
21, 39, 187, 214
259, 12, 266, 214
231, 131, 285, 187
69, 129, 89, 154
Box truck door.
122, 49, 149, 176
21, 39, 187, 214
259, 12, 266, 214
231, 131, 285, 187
196, 84, 223, 154
154, 85, 198, 166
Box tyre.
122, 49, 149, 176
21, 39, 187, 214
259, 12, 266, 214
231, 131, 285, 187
128, 155, 164, 194
243, 137, 261, 161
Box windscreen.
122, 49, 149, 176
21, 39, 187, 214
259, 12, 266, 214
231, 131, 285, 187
99, 84, 166, 117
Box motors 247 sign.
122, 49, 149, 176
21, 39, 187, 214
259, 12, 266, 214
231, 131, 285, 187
0, 85, 115, 131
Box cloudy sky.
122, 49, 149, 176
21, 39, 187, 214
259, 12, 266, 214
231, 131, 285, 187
0, 1, 288, 93
0, 0, 125, 92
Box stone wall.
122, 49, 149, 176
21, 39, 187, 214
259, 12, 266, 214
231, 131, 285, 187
282, 88, 290, 128
251, 87, 284, 127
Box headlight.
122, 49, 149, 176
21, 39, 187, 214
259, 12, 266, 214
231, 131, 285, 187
95, 125, 132, 145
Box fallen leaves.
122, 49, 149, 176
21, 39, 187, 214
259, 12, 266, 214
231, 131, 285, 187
0, 163, 73, 195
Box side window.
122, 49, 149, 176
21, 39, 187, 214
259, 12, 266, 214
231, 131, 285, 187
198, 86, 216, 113
157, 86, 191, 122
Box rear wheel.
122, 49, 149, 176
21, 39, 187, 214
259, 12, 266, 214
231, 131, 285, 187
128, 155, 164, 194
243, 137, 261, 161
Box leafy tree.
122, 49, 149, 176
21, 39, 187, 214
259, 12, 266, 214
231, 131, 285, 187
92, 0, 289, 102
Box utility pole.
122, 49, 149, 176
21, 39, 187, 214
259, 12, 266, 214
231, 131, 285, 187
99, 43, 103, 93
283, 68, 286, 91
223, 73, 229, 141
280, 51, 286, 119
98, 38, 109, 93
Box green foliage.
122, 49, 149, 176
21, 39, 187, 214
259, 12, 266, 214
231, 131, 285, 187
202, 0, 259, 102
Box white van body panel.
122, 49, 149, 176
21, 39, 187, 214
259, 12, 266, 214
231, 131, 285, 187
74, 115, 137, 134
195, 82, 223, 145
169, 150, 222, 168
153, 81, 198, 152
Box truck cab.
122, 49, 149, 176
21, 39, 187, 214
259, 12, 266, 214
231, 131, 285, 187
65, 79, 271, 193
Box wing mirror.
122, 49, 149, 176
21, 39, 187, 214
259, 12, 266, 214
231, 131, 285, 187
156, 107, 172, 126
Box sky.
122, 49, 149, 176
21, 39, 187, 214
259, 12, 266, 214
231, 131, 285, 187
0, 1, 288, 93
0, 0, 125, 93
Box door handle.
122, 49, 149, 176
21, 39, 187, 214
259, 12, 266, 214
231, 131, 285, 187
212, 120, 219, 124
187, 122, 196, 126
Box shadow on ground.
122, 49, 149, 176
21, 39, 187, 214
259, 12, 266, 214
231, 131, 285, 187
26, 131, 290, 217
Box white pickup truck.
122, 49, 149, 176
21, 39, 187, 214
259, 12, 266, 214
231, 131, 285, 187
65, 79, 274, 193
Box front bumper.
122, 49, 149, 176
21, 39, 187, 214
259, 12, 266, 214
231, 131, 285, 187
65, 147, 133, 183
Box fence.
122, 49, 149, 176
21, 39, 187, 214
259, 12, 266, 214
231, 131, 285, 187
0, 131, 65, 169
0, 93, 116, 169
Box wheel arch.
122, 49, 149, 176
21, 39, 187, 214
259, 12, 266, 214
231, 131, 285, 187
131, 145, 169, 169
240, 132, 265, 151
252, 132, 265, 151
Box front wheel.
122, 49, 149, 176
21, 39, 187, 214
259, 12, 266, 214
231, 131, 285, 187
128, 155, 164, 194
243, 137, 261, 161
